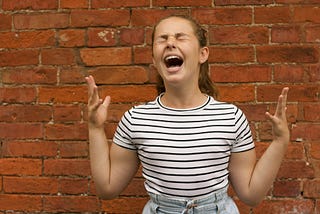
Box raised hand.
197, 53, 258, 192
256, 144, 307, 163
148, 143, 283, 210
265, 87, 290, 144
85, 75, 111, 129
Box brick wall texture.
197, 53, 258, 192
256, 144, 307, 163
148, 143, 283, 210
0, 0, 319, 213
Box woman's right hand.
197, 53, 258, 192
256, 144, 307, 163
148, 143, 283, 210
85, 75, 111, 129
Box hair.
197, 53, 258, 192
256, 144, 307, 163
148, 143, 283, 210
151, 14, 218, 99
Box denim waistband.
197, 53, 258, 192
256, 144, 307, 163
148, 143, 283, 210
148, 186, 228, 214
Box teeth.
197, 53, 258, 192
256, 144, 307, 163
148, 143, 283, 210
165, 55, 181, 61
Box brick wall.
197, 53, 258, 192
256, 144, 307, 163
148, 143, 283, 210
0, 0, 319, 213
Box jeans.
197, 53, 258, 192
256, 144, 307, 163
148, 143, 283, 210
142, 187, 239, 214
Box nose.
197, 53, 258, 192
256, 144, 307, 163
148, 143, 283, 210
166, 35, 176, 49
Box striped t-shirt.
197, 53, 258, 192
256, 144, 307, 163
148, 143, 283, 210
113, 95, 254, 199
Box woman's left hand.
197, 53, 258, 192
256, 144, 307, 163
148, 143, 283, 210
265, 87, 290, 144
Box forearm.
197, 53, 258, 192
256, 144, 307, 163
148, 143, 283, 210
248, 139, 289, 204
88, 126, 112, 196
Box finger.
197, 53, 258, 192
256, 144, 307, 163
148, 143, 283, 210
86, 75, 98, 97
89, 85, 100, 107
102, 96, 111, 108
275, 87, 289, 118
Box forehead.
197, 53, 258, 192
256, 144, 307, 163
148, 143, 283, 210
154, 17, 195, 35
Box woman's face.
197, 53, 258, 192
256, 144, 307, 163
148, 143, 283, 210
152, 17, 209, 88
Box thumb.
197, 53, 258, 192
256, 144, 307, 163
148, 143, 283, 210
101, 96, 111, 108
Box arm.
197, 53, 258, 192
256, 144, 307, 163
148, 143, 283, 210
228, 87, 289, 207
86, 75, 140, 199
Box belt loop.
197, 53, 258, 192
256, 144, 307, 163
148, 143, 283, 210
182, 200, 197, 214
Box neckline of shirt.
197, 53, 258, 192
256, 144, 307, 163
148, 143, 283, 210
156, 93, 212, 112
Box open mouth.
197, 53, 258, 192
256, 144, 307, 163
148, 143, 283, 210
164, 55, 184, 68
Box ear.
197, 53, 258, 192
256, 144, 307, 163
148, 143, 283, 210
199, 47, 209, 64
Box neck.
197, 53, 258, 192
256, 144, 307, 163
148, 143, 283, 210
161, 86, 207, 109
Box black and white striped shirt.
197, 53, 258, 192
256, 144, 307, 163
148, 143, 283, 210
113, 95, 254, 199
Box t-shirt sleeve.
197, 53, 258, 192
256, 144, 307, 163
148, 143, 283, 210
113, 109, 137, 150
231, 106, 255, 153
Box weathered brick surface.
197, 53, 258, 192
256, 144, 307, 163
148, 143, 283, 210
0, 1, 319, 213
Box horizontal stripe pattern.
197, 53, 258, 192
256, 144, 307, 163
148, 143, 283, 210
114, 95, 254, 199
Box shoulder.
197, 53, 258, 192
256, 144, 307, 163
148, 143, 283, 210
207, 98, 239, 113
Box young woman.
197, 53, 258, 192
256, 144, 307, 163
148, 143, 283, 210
86, 15, 289, 213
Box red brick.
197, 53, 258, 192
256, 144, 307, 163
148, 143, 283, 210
80, 47, 132, 66
216, 85, 255, 102
303, 103, 320, 121
92, 0, 149, 8
258, 122, 273, 141
256, 142, 304, 160
0, 30, 55, 48
209, 26, 268, 44
121, 178, 147, 196
60, 0, 88, 9
257, 84, 319, 102
253, 199, 314, 214
59, 177, 89, 194
88, 66, 149, 84
59, 141, 88, 158
215, 0, 272, 5
316, 200, 320, 214
234, 199, 251, 214
131, 9, 188, 27
277, 0, 319, 3
310, 142, 320, 159
0, 87, 36, 103
291, 123, 320, 141
58, 29, 85, 47
303, 179, 320, 198
0, 14, 12, 30
257, 45, 319, 63
0, 105, 52, 122
0, 158, 42, 176
308, 64, 320, 82
3, 176, 58, 194
271, 25, 302, 43
53, 105, 81, 122
44, 159, 90, 176
294, 6, 320, 23
2, 67, 57, 84
38, 86, 87, 103
2, 0, 58, 10
70, 10, 130, 27
277, 161, 315, 179
13, 13, 69, 30
134, 46, 153, 64
99, 85, 157, 103
154, 0, 211, 6
106, 103, 133, 122
0, 123, 42, 139
2, 141, 58, 157
192, 8, 252, 25
45, 123, 87, 140
208, 46, 255, 63
102, 197, 148, 213
43, 196, 100, 212
274, 65, 305, 82
255, 6, 291, 24
0, 50, 39, 66
41, 48, 76, 65
59, 67, 87, 84
0, 194, 42, 211
87, 28, 117, 47
120, 28, 145, 45
211, 65, 271, 83
273, 180, 301, 197
305, 24, 320, 43
237, 104, 269, 122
